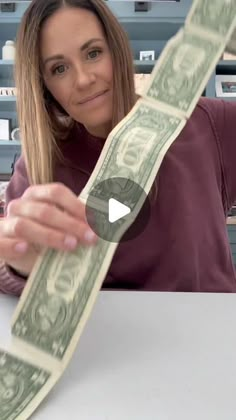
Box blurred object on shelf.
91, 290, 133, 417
134, 73, 150, 95
0, 87, 17, 96
0, 181, 8, 218
223, 52, 236, 60
0, 174, 11, 181
0, 182, 8, 200
227, 205, 236, 224
0, 200, 4, 218
139, 50, 155, 61
0, 118, 11, 140
215, 75, 236, 98
228, 205, 236, 217
0, 3, 15, 13
11, 127, 20, 141
2, 40, 16, 61
227, 217, 236, 224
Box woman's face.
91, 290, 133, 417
40, 7, 113, 138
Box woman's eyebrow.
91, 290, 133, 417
43, 37, 104, 68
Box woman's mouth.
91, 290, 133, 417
78, 90, 109, 106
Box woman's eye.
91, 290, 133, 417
88, 49, 101, 60
52, 64, 65, 75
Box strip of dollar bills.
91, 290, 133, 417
1, 1, 236, 418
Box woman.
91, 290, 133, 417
0, 0, 236, 295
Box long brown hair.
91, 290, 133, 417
14, 0, 136, 185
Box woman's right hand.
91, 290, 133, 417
0, 183, 97, 277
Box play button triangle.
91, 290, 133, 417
108, 198, 131, 223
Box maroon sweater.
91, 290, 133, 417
1, 97, 236, 295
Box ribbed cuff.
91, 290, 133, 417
0, 259, 26, 296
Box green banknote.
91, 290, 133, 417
83, 101, 184, 196
11, 101, 185, 360
1, 0, 235, 418
186, 0, 236, 37
0, 350, 51, 420
11, 242, 110, 360
143, 27, 224, 116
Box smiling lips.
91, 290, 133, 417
78, 90, 108, 104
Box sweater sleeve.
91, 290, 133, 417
205, 98, 236, 210
0, 259, 26, 296
0, 155, 30, 296
4, 155, 30, 215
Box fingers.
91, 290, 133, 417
2, 215, 96, 251
19, 183, 87, 221
2, 183, 98, 254
7, 199, 94, 244
0, 236, 29, 261
0, 232, 40, 276
0, 183, 98, 278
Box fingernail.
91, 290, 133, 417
64, 235, 78, 249
84, 229, 96, 243
15, 242, 28, 253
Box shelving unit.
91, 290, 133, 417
0, 2, 24, 175
0, 140, 19, 146
0, 0, 236, 172
0, 96, 16, 101
205, 60, 236, 99
134, 59, 156, 73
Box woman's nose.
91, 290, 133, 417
74, 63, 95, 89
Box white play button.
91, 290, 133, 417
108, 198, 131, 223
86, 177, 151, 242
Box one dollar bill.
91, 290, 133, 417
1, 0, 236, 418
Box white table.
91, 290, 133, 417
1, 291, 236, 420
